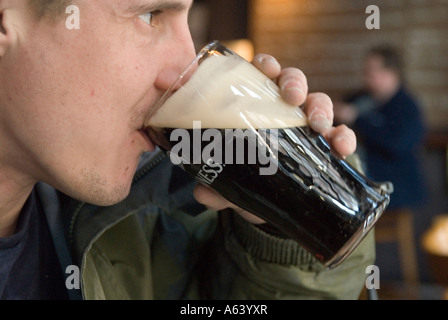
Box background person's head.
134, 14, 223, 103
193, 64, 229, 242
362, 45, 404, 102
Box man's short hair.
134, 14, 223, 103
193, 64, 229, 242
367, 44, 404, 78
28, 0, 73, 20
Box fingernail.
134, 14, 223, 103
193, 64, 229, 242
336, 135, 355, 151
281, 79, 303, 104
281, 79, 303, 94
309, 111, 331, 132
258, 55, 280, 69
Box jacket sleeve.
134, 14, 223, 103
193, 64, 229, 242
197, 154, 376, 300
353, 92, 425, 155
201, 211, 375, 300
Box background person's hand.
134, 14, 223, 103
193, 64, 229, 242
333, 101, 359, 127
193, 54, 358, 224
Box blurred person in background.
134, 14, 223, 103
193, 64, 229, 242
334, 44, 428, 212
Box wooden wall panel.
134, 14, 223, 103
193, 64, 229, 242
249, 0, 448, 130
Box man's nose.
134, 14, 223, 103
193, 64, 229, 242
154, 40, 197, 92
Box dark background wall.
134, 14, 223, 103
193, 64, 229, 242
249, 0, 448, 132
190, 0, 248, 49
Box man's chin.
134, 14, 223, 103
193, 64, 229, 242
70, 183, 131, 207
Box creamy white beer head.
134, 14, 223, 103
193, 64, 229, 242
148, 53, 308, 129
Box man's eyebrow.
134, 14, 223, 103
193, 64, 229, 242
123, 0, 192, 15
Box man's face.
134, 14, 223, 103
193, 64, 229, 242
362, 54, 399, 100
0, 0, 195, 205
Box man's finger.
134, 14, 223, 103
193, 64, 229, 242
323, 124, 357, 157
193, 184, 230, 211
251, 54, 282, 79
193, 184, 266, 224
302, 92, 334, 134
278, 67, 308, 107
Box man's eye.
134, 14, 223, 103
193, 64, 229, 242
138, 12, 155, 26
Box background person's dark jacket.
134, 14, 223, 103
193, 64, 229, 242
350, 86, 428, 210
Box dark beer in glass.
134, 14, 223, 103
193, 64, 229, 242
144, 41, 391, 269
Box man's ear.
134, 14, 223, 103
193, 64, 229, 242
0, 14, 5, 33
0, 1, 17, 58
0, 1, 32, 58
0, 12, 9, 57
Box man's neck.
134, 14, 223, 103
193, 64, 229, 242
0, 171, 35, 238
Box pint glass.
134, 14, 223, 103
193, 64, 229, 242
144, 41, 391, 269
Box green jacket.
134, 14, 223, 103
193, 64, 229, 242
37, 150, 375, 300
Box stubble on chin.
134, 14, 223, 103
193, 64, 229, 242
72, 167, 130, 206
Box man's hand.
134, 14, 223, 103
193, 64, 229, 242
193, 54, 357, 224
